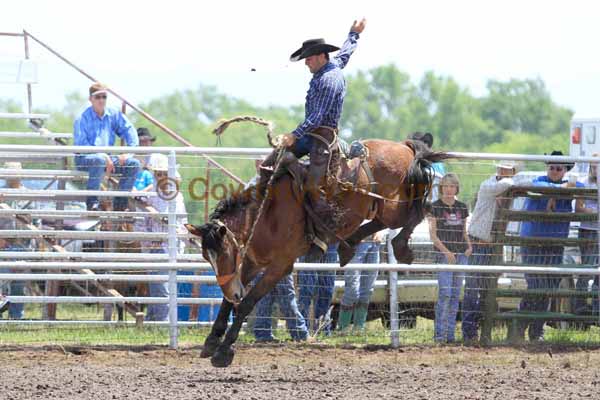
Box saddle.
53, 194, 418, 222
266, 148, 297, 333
256, 138, 377, 248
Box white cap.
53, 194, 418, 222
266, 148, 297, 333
147, 153, 169, 171
495, 161, 521, 171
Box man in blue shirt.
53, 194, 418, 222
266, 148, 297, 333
518, 150, 583, 341
74, 83, 140, 211
267, 18, 366, 255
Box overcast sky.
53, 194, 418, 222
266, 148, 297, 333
1, 0, 599, 119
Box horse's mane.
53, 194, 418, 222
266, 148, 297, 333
208, 182, 266, 221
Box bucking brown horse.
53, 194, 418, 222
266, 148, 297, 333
186, 130, 447, 367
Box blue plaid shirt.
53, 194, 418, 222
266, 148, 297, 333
292, 31, 360, 138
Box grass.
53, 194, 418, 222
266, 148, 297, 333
3, 305, 600, 348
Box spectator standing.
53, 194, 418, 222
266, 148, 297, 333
298, 244, 338, 335
518, 150, 583, 341
337, 230, 384, 332
462, 162, 517, 343
429, 173, 472, 343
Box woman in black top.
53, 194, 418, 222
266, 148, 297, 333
429, 173, 472, 343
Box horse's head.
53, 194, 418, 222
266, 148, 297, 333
186, 220, 246, 305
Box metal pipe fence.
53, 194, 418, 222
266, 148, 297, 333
0, 145, 599, 349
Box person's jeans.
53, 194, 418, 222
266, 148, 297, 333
434, 253, 467, 342
341, 241, 379, 307
0, 246, 27, 319
574, 229, 599, 315
298, 244, 338, 334
253, 273, 308, 341
146, 248, 169, 321
462, 243, 494, 341
75, 153, 141, 209
518, 246, 564, 340
290, 134, 314, 158
0, 267, 25, 319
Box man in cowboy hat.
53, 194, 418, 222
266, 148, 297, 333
517, 150, 583, 342
74, 82, 140, 211
268, 18, 367, 255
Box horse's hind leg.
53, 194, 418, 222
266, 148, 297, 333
391, 213, 422, 264
200, 298, 233, 358
211, 266, 290, 368
338, 219, 386, 267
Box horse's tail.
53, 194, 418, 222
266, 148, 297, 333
405, 140, 452, 216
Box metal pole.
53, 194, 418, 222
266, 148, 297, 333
387, 231, 400, 348
22, 30, 32, 114
167, 151, 179, 349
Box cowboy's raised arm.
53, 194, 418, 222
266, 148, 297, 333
333, 18, 366, 69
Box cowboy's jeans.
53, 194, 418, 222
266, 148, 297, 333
434, 253, 467, 342
75, 154, 141, 210
253, 273, 308, 341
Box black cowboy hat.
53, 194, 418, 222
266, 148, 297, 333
544, 150, 574, 171
290, 38, 340, 62
137, 127, 156, 142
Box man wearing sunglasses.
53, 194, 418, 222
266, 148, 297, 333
74, 82, 140, 211
517, 150, 583, 342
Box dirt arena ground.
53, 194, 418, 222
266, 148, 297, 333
1, 344, 599, 399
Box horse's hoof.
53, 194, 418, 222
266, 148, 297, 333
338, 246, 355, 267
211, 347, 235, 368
200, 335, 221, 358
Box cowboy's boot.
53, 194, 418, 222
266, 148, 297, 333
305, 136, 339, 255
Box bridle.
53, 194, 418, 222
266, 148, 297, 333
210, 220, 244, 287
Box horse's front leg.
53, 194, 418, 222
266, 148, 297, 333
200, 298, 233, 358
211, 268, 285, 368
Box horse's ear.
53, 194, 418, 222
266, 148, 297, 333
185, 224, 203, 238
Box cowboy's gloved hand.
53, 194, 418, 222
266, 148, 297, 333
274, 133, 297, 148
